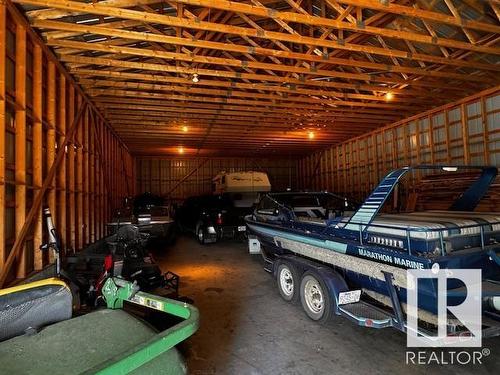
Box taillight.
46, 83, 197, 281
216, 213, 223, 225
104, 254, 113, 272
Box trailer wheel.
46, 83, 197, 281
300, 271, 333, 322
197, 227, 208, 245
276, 261, 299, 303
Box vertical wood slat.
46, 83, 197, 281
68, 86, 75, 251
461, 103, 471, 164
444, 109, 451, 163
15, 24, 27, 278
46, 61, 56, 263
428, 115, 435, 164
89, 110, 95, 242
0, 6, 135, 280
0, 104, 87, 287
0, 1, 5, 269
83, 108, 89, 245
57, 74, 66, 251
480, 97, 489, 164
32, 44, 43, 270
76, 96, 83, 250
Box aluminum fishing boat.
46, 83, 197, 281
246, 166, 500, 341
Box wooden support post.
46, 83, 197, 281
89, 109, 95, 242
415, 123, 421, 165
0, 103, 86, 287
402, 123, 410, 165
444, 110, 451, 163
461, 103, 470, 164
68, 85, 75, 251
76, 96, 83, 250
480, 97, 489, 164
0, 0, 5, 270
391, 129, 397, 168
32, 44, 43, 270
46, 61, 56, 262
428, 115, 435, 164
57, 74, 66, 250
83, 108, 89, 245
15, 24, 27, 279
373, 134, 380, 184
90, 113, 112, 239
356, 139, 361, 198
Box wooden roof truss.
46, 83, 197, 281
12, 0, 500, 156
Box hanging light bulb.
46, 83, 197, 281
182, 126, 189, 133
178, 146, 184, 154
385, 92, 394, 101
192, 73, 199, 83
308, 131, 315, 140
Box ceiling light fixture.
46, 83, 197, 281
178, 146, 184, 154
385, 92, 394, 101
308, 131, 315, 140
182, 126, 189, 132
192, 73, 199, 83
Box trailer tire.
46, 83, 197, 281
197, 226, 208, 245
276, 260, 299, 303
300, 271, 333, 322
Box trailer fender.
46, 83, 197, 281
315, 267, 350, 314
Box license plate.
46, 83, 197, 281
338, 290, 361, 305
238, 226, 246, 232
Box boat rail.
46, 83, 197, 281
332, 218, 500, 257
259, 193, 500, 257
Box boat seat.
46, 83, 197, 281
0, 278, 72, 341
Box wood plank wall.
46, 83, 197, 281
136, 157, 298, 201
298, 86, 500, 202
0, 2, 134, 284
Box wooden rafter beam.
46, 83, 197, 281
92, 95, 403, 116
49, 41, 491, 92
39, 18, 500, 75
110, 122, 374, 135
25, 0, 161, 19
165, 0, 500, 54
60, 54, 473, 95
16, 0, 500, 68
105, 113, 382, 127
77, 78, 422, 104
93, 98, 401, 120
86, 88, 421, 111
333, 0, 500, 34
51, 38, 476, 87
443, 0, 476, 43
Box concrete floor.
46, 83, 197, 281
156, 235, 500, 375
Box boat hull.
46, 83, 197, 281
246, 217, 500, 318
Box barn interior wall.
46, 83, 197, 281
0, 3, 134, 285
298, 86, 500, 203
136, 157, 298, 201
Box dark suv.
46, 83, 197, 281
175, 194, 250, 244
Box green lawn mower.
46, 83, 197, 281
0, 209, 199, 374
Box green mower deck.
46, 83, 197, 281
0, 278, 199, 375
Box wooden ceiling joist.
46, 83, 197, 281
17, 0, 500, 69
17, 0, 500, 55
11, 0, 499, 156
